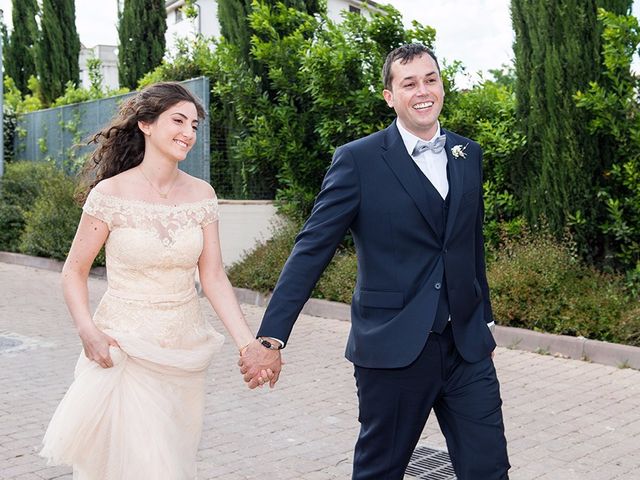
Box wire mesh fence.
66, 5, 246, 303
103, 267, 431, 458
12, 76, 277, 200
13, 77, 211, 183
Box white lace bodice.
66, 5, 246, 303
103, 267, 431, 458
84, 189, 218, 297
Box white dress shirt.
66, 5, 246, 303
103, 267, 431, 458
396, 119, 449, 199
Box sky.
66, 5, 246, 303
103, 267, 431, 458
0, 0, 638, 86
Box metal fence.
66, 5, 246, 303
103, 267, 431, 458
13, 77, 211, 181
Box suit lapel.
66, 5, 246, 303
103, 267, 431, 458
443, 130, 465, 243
381, 122, 440, 237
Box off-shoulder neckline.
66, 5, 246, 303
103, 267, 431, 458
89, 188, 217, 209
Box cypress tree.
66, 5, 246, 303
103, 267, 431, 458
511, 0, 632, 236
36, 0, 80, 104
217, 0, 323, 68
118, 0, 167, 90
4, 0, 39, 95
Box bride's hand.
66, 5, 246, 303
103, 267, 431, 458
78, 324, 120, 368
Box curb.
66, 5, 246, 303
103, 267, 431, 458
2, 251, 639, 370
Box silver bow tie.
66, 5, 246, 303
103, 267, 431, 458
412, 134, 447, 156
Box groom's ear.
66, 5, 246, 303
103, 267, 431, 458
383, 89, 394, 108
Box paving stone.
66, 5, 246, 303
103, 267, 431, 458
2, 262, 640, 479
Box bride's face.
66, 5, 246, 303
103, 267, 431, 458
139, 101, 199, 162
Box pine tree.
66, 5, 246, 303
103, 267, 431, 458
4, 0, 39, 95
36, 0, 80, 104
511, 0, 632, 237
118, 0, 167, 90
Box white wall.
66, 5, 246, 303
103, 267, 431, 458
326, 0, 384, 23
165, 0, 220, 55
79, 45, 120, 91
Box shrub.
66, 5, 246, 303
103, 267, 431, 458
0, 161, 58, 206
0, 204, 25, 251
0, 161, 59, 252
20, 169, 81, 261
313, 248, 357, 304
488, 229, 639, 346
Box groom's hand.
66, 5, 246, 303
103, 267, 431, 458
238, 339, 282, 389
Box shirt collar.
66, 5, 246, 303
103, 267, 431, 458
395, 119, 442, 157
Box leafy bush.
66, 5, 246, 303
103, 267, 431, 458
0, 204, 25, 251
0, 161, 58, 206
3, 75, 43, 114
442, 71, 526, 249
488, 228, 639, 346
18, 168, 106, 266
20, 169, 82, 261
313, 248, 357, 304
0, 161, 59, 251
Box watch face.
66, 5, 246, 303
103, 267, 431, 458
261, 340, 273, 349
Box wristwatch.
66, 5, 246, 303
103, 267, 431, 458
257, 337, 282, 350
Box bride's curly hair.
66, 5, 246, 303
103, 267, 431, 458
77, 82, 206, 202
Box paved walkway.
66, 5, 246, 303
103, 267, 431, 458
1, 262, 639, 479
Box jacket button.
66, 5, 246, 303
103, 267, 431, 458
434, 282, 441, 290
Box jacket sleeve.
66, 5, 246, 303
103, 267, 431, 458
257, 146, 361, 344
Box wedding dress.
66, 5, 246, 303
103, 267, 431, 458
40, 189, 225, 480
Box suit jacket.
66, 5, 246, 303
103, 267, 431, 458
257, 120, 496, 368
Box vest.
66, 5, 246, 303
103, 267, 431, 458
411, 160, 450, 334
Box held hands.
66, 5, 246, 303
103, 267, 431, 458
78, 324, 120, 369
238, 339, 282, 389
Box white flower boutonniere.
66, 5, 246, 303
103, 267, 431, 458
451, 143, 469, 159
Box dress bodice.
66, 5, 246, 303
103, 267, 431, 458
83, 189, 219, 298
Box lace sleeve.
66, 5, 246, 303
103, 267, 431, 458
82, 189, 115, 230
201, 196, 219, 227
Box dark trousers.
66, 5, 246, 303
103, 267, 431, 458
352, 325, 510, 480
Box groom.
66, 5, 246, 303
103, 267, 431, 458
240, 43, 510, 479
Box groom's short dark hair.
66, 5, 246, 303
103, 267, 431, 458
382, 43, 440, 90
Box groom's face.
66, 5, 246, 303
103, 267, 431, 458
383, 54, 444, 140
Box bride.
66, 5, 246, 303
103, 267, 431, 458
40, 82, 274, 479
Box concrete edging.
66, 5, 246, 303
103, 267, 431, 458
2, 251, 639, 370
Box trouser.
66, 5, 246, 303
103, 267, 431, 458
352, 324, 510, 480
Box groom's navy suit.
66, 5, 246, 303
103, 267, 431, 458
258, 120, 509, 479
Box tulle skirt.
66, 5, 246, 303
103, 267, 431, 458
40, 329, 224, 480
